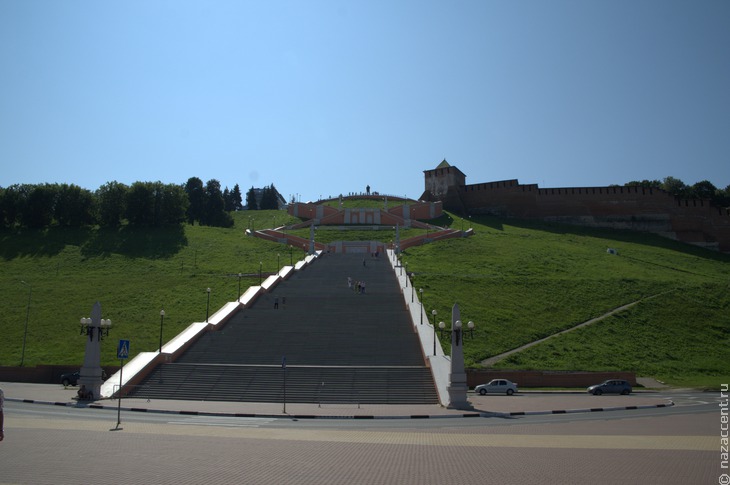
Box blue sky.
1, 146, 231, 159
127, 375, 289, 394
1, 1, 728, 203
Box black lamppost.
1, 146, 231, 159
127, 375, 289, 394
158, 309, 165, 352
20, 280, 31, 366
405, 262, 408, 287
237, 273, 242, 300
289, 245, 293, 266
205, 287, 211, 322
259, 261, 263, 285
419, 288, 424, 324
431, 309, 438, 355
277, 253, 280, 272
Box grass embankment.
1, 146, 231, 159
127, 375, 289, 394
0, 210, 304, 367
404, 216, 730, 387
1, 205, 728, 387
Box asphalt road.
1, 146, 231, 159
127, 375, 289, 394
1, 391, 725, 484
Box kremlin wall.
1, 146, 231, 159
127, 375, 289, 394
420, 160, 730, 253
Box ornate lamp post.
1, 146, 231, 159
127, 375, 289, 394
445, 304, 476, 410
78, 302, 112, 400
158, 309, 165, 352
205, 288, 211, 322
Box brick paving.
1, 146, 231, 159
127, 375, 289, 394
0, 406, 719, 484
1, 382, 722, 484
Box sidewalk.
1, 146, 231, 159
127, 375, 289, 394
1, 382, 674, 419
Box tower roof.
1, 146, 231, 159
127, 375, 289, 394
436, 159, 450, 169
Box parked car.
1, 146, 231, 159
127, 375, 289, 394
60, 371, 80, 387
587, 379, 632, 395
474, 379, 518, 396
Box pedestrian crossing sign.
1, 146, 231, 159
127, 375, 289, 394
117, 339, 130, 359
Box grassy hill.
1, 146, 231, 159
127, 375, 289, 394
0, 210, 303, 368
404, 216, 730, 387
1, 206, 728, 387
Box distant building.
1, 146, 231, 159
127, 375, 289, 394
246, 187, 287, 210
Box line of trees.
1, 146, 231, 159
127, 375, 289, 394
245, 184, 281, 210
624, 177, 730, 208
0, 178, 248, 229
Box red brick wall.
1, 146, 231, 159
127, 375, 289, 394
453, 181, 730, 251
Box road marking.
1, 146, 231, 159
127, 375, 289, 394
167, 416, 276, 428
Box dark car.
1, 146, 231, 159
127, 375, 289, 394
60, 371, 80, 387
587, 379, 632, 395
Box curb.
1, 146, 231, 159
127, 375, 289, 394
499, 401, 675, 417
7, 397, 674, 420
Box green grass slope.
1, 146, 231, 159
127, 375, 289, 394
1, 208, 728, 386
404, 215, 730, 387
0, 210, 304, 367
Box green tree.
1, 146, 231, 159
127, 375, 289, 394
689, 180, 717, 200
202, 179, 233, 227
126, 182, 155, 226
625, 179, 661, 189
662, 176, 688, 198
260, 184, 280, 210
22, 184, 56, 228
223, 187, 233, 212
718, 185, 730, 208
160, 183, 189, 225
55, 184, 95, 227
0, 184, 26, 227
184, 177, 205, 225
246, 186, 258, 210
231, 184, 243, 211
96, 181, 128, 227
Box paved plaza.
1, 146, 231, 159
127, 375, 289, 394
1, 383, 724, 484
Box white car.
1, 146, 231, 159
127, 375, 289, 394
474, 379, 518, 396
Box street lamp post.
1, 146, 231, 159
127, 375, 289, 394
405, 262, 408, 287
158, 309, 165, 352
277, 253, 280, 272
431, 310, 438, 355
20, 280, 31, 367
438, 320, 475, 352
205, 288, 211, 322
419, 288, 424, 324
289, 245, 293, 266
259, 261, 263, 285
78, 303, 112, 401
237, 273, 242, 300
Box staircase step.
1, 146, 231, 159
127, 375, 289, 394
130, 254, 438, 404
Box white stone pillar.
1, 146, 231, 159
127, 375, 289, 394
447, 303, 472, 410
78, 302, 105, 400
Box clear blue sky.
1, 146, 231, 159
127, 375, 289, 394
1, 1, 728, 202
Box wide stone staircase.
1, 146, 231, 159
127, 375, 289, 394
130, 253, 439, 404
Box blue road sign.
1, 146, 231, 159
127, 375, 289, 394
117, 339, 130, 359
